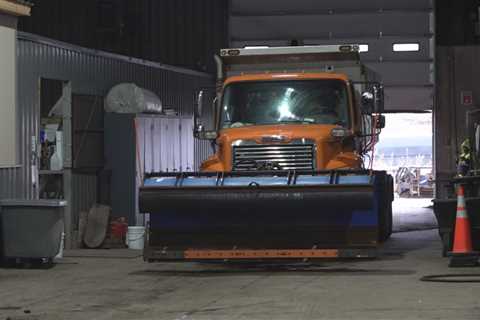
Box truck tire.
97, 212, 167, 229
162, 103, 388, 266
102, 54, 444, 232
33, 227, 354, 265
378, 174, 394, 242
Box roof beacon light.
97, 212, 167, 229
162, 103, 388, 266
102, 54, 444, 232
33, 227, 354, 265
227, 49, 240, 56
339, 45, 353, 52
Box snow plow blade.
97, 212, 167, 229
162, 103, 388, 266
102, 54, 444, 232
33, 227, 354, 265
139, 170, 391, 261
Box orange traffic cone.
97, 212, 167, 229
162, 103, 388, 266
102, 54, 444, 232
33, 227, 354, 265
448, 185, 479, 267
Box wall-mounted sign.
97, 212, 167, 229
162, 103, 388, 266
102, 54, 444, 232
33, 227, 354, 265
461, 91, 473, 106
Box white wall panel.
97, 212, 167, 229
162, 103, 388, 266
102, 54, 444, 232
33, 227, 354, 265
181, 118, 195, 171
0, 25, 17, 167
138, 116, 194, 174
152, 118, 162, 172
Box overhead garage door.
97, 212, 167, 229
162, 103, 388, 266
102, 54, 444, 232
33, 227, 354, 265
229, 0, 434, 112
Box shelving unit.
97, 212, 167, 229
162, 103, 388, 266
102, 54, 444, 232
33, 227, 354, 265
37, 79, 103, 249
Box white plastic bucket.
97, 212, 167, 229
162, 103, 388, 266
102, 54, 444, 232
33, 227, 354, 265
127, 226, 145, 250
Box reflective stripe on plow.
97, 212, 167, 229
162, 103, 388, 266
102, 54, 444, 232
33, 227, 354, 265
184, 249, 339, 259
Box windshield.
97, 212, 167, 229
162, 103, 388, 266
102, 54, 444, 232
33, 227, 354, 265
221, 79, 349, 128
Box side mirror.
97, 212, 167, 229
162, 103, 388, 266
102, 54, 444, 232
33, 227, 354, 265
361, 84, 384, 114
375, 115, 386, 129
193, 90, 218, 140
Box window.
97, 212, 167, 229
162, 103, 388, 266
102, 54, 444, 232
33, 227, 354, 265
358, 44, 369, 53
244, 46, 269, 49
221, 80, 350, 128
393, 43, 420, 52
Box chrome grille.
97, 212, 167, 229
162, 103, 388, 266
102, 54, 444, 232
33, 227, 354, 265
233, 144, 315, 171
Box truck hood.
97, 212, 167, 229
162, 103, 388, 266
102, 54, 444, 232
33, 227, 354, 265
200, 124, 359, 171
218, 124, 339, 145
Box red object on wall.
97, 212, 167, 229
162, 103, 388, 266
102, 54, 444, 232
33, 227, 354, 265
461, 91, 473, 106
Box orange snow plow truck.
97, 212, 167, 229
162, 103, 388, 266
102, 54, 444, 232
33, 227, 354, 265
140, 45, 393, 261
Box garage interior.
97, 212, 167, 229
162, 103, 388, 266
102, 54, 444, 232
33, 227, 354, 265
0, 0, 480, 319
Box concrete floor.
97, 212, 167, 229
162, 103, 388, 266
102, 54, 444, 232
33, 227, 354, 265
392, 197, 437, 232
1, 200, 479, 320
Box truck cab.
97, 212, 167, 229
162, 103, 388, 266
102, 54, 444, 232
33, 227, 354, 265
195, 45, 384, 173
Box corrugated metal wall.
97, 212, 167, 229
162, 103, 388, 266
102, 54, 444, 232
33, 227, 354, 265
0, 32, 213, 201
70, 173, 97, 229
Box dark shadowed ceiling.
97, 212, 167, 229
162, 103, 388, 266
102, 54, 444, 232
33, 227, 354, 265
18, 0, 228, 72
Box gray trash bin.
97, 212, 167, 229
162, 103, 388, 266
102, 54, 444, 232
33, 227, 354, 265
0, 199, 66, 260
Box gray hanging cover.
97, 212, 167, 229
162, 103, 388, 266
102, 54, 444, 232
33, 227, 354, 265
105, 83, 162, 114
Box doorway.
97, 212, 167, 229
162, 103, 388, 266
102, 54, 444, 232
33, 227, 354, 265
374, 112, 436, 232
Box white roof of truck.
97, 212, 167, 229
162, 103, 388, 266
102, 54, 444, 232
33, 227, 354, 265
217, 44, 378, 83
220, 45, 360, 58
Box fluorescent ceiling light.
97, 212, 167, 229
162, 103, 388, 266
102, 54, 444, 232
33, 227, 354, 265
393, 43, 420, 52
